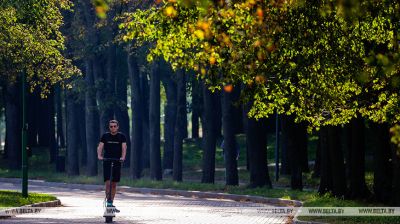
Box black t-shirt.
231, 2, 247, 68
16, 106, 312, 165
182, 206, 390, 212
100, 132, 126, 159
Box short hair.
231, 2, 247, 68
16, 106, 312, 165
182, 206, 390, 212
109, 120, 119, 126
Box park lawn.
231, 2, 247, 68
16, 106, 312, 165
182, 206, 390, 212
0, 190, 57, 208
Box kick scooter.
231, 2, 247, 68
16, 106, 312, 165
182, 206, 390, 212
102, 158, 122, 223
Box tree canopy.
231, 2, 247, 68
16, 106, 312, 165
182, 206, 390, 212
119, 0, 400, 129
0, 0, 79, 95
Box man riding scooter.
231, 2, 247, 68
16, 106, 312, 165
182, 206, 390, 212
97, 120, 127, 211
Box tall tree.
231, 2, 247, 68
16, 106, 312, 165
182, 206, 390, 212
191, 77, 201, 139
347, 118, 370, 199
319, 126, 346, 197
75, 99, 87, 167
4, 82, 22, 170
201, 83, 218, 183
48, 91, 58, 164
81, 0, 100, 176
141, 69, 150, 169
55, 86, 65, 148
84, 58, 100, 176
222, 87, 239, 186
37, 94, 52, 147
281, 116, 304, 190
173, 70, 186, 181
27, 92, 39, 147
312, 137, 321, 178
391, 146, 400, 205
149, 61, 162, 180
245, 103, 272, 188
370, 123, 392, 203
128, 53, 143, 179
98, 49, 114, 134
161, 67, 177, 171
66, 90, 80, 175
114, 47, 131, 168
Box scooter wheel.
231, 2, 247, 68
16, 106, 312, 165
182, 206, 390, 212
105, 216, 113, 223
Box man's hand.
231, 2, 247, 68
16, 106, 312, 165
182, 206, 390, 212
120, 157, 125, 162
98, 155, 104, 160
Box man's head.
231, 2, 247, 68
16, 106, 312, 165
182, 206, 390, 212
109, 120, 119, 134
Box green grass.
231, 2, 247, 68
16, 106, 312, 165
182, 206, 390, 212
0, 190, 56, 208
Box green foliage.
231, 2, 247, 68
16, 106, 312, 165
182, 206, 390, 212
0, 0, 80, 96
119, 0, 400, 132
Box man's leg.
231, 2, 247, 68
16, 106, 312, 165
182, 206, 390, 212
111, 182, 117, 201
105, 180, 111, 200
110, 182, 120, 212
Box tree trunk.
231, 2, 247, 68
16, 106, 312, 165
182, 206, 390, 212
3, 87, 7, 159
5, 81, 22, 170
244, 103, 272, 188
173, 70, 186, 181
48, 91, 58, 164
37, 94, 51, 147
370, 123, 392, 204
98, 48, 115, 134
76, 100, 87, 166
81, 0, 99, 176
312, 136, 321, 178
161, 68, 177, 171
280, 115, 290, 175
149, 61, 162, 180
128, 53, 143, 179
191, 78, 201, 139
201, 83, 218, 183
215, 92, 222, 139
222, 90, 239, 186
55, 86, 65, 148
141, 70, 150, 169
328, 126, 347, 197
281, 115, 303, 190
391, 145, 400, 206
114, 48, 131, 168
232, 87, 243, 134
299, 123, 309, 173
347, 118, 370, 199
85, 59, 99, 176
66, 91, 79, 175
182, 98, 188, 140
242, 104, 250, 171
27, 91, 39, 147
319, 126, 346, 198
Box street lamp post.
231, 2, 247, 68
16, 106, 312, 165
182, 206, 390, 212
22, 72, 28, 197
275, 112, 279, 182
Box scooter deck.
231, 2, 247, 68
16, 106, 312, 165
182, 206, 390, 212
103, 206, 117, 217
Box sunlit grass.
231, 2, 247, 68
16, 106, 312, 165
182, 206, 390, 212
0, 190, 56, 208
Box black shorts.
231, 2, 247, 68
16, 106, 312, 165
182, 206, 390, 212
103, 161, 122, 182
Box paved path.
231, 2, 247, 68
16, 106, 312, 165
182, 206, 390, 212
0, 182, 292, 224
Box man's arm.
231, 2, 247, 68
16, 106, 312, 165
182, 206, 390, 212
121, 143, 127, 161
97, 142, 104, 160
